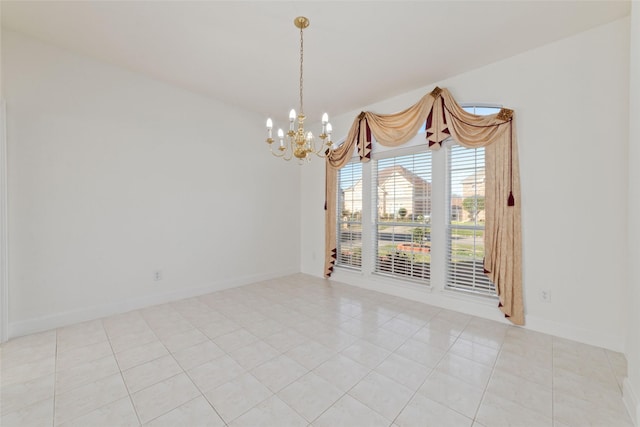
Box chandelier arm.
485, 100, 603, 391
269, 146, 286, 158
282, 138, 293, 162
310, 138, 321, 155
283, 137, 295, 161
312, 143, 329, 158
311, 135, 329, 157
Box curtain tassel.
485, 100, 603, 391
507, 120, 515, 207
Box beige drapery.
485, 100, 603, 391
324, 87, 523, 325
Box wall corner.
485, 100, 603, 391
624, 377, 640, 426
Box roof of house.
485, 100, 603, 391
378, 165, 431, 188
343, 165, 430, 193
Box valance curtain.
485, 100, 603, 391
324, 87, 523, 325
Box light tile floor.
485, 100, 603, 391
0, 273, 633, 426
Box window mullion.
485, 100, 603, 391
361, 160, 374, 274
430, 145, 448, 292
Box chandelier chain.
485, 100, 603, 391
299, 25, 304, 115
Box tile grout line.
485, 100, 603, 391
383, 316, 450, 425
261, 304, 369, 425
177, 303, 311, 424
0, 338, 55, 421
175, 303, 304, 425
136, 307, 224, 425
217, 371, 277, 425
51, 329, 58, 427
102, 318, 143, 427
305, 354, 377, 425
469, 327, 506, 425
388, 325, 463, 426
122, 306, 238, 424
146, 304, 228, 426
313, 321, 434, 426
54, 322, 128, 426
551, 337, 556, 427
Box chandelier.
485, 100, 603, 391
265, 16, 333, 163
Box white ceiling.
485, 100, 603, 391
1, 1, 630, 123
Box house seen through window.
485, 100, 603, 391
375, 152, 432, 282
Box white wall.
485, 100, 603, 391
625, 2, 640, 424
3, 30, 301, 337
302, 18, 630, 352
0, 4, 7, 343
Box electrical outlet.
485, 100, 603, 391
154, 270, 162, 281
540, 290, 551, 302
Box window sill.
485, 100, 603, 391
440, 287, 499, 307
332, 266, 502, 307
332, 266, 433, 294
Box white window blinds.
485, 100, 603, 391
374, 152, 432, 284
337, 162, 363, 269
446, 143, 495, 295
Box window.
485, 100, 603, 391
335, 105, 499, 298
447, 143, 495, 295
337, 162, 363, 269
374, 152, 432, 283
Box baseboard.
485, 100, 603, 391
328, 268, 625, 352
8, 268, 298, 339
624, 378, 640, 426
524, 315, 625, 353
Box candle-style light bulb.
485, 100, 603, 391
326, 123, 333, 143
306, 131, 313, 148
266, 118, 273, 139
321, 113, 329, 136
278, 128, 285, 147
289, 109, 296, 132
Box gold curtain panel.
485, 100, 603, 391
324, 87, 523, 326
